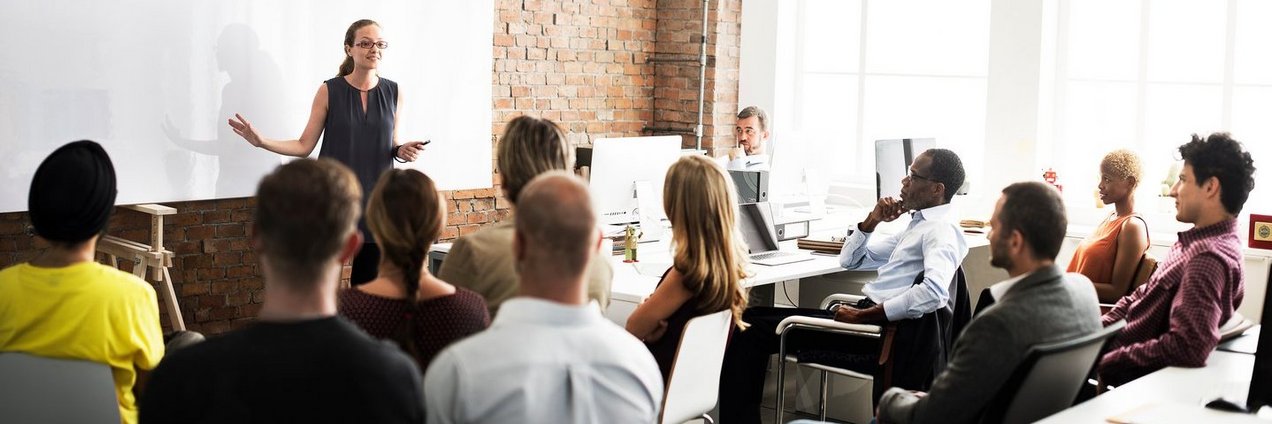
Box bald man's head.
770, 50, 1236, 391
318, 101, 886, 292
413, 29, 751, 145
514, 171, 598, 280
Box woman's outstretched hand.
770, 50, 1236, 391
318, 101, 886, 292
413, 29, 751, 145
227, 113, 264, 148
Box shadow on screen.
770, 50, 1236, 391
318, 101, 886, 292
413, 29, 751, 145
162, 23, 283, 198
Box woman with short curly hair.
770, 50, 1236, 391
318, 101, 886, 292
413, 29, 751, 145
1068, 149, 1150, 302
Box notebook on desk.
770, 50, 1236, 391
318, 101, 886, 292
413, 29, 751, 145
739, 202, 813, 266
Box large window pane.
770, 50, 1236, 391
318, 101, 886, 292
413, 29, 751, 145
800, 0, 862, 73
1146, 0, 1226, 83
864, 0, 990, 76
1067, 0, 1141, 81
860, 76, 987, 189
1234, 0, 1272, 85
1055, 81, 1138, 194
1229, 87, 1272, 216
1141, 84, 1224, 185
796, 74, 862, 181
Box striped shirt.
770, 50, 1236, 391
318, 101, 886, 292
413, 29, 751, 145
1099, 218, 1244, 386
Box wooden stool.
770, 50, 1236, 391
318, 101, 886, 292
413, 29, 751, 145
97, 204, 184, 331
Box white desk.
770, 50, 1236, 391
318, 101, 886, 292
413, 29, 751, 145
1039, 351, 1271, 423
604, 239, 844, 324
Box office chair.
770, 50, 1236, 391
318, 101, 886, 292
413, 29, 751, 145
1099, 253, 1159, 314
0, 352, 120, 424
977, 320, 1126, 424
773, 268, 970, 422
659, 310, 734, 424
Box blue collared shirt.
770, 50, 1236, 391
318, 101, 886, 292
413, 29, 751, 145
838, 203, 969, 321
423, 298, 663, 424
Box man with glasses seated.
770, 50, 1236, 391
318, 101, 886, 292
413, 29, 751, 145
719, 148, 969, 424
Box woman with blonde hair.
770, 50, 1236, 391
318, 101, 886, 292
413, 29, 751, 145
626, 154, 749, 381
338, 169, 489, 369
1068, 149, 1150, 302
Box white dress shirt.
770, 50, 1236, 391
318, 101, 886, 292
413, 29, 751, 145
838, 203, 969, 321
424, 298, 663, 424
726, 153, 770, 170
988, 271, 1030, 301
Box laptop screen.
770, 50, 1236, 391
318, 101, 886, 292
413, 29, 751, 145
738, 202, 780, 254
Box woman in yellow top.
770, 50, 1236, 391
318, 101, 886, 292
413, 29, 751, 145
626, 155, 750, 381
1067, 149, 1150, 303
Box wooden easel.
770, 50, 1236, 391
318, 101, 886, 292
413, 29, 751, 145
97, 204, 185, 331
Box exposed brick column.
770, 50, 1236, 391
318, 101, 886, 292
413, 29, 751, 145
651, 0, 741, 155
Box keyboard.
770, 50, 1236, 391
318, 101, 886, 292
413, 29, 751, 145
750, 251, 797, 261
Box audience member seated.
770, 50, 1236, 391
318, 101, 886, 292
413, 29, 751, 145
338, 168, 490, 370
141, 159, 424, 423
626, 155, 750, 381
0, 140, 164, 424
438, 115, 612, 316
424, 172, 662, 424
725, 105, 771, 169
1067, 149, 1150, 303
1099, 133, 1256, 387
874, 182, 1102, 424
719, 149, 969, 424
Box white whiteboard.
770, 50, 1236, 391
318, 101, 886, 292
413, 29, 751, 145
0, 0, 493, 213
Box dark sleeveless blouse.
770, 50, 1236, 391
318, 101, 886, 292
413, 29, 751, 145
321, 76, 397, 232
646, 267, 729, 383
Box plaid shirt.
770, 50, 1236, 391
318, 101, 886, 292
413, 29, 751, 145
1099, 218, 1245, 386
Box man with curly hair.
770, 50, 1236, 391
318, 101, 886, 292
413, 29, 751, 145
1099, 133, 1257, 386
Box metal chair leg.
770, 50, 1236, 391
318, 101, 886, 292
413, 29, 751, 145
776, 332, 789, 424
818, 369, 829, 421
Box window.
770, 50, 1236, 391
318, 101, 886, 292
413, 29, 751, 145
1049, 0, 1271, 230
781, 0, 990, 198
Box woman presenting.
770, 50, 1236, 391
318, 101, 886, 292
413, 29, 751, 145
228, 19, 426, 285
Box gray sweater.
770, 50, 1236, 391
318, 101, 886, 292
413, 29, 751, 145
878, 264, 1102, 424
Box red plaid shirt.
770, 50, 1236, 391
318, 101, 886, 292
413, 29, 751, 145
1099, 218, 1245, 386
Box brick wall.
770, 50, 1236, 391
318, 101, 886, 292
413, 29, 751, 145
0, 0, 741, 336
652, 0, 742, 154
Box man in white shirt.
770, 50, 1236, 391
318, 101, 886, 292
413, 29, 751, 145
720, 148, 969, 424
726, 106, 771, 169
424, 171, 663, 424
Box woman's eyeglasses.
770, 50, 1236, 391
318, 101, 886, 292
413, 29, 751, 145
354, 40, 388, 50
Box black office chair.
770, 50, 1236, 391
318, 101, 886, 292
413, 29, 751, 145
976, 320, 1127, 424
773, 268, 970, 422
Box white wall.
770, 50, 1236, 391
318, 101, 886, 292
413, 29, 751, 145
0, 0, 493, 213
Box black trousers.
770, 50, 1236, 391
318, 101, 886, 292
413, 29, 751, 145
718, 306, 881, 424
349, 243, 380, 286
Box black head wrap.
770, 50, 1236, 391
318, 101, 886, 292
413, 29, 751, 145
28, 140, 117, 243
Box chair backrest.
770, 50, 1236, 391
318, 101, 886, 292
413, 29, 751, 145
659, 309, 733, 424
980, 320, 1127, 424
1125, 253, 1158, 297
946, 267, 972, 348
0, 352, 120, 424
873, 267, 969, 403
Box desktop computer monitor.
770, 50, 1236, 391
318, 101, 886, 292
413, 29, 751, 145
589, 136, 682, 225
1247, 274, 1272, 410
875, 138, 936, 200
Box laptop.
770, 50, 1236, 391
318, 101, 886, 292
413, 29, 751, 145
738, 202, 813, 266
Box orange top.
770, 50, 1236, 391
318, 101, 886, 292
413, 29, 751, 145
1067, 214, 1138, 300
